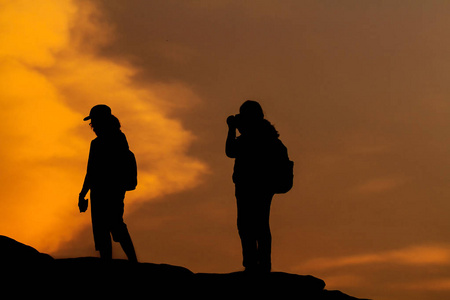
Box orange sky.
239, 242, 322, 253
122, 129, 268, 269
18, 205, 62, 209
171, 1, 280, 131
2, 1, 450, 300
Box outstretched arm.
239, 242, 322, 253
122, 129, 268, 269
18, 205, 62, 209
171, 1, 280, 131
226, 115, 237, 158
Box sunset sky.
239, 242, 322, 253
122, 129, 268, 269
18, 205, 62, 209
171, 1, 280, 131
2, 1, 450, 299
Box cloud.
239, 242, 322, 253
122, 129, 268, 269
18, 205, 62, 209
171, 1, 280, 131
0, 0, 75, 67
401, 278, 450, 291
297, 244, 450, 271
291, 244, 450, 298
0, 0, 207, 252
352, 176, 406, 194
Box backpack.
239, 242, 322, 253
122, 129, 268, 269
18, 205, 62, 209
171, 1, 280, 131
124, 149, 138, 191
271, 140, 294, 194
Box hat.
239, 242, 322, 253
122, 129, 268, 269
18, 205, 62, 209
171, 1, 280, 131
83, 104, 112, 121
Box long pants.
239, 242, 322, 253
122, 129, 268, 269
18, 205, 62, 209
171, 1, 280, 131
235, 185, 274, 271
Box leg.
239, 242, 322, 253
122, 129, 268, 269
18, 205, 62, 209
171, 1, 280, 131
91, 190, 113, 261
91, 207, 112, 261
236, 186, 258, 271
119, 229, 138, 263
256, 225, 272, 272
110, 193, 138, 263
255, 192, 273, 272
238, 225, 258, 270
99, 237, 112, 261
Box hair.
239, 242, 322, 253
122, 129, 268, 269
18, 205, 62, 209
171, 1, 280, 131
261, 119, 280, 139
239, 100, 264, 120
110, 115, 121, 131
91, 115, 121, 136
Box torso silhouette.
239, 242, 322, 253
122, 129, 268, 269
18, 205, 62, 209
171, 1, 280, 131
86, 130, 129, 192
232, 131, 287, 191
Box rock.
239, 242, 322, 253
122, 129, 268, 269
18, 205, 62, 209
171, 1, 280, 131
0, 235, 370, 300
0, 235, 53, 266
194, 271, 326, 298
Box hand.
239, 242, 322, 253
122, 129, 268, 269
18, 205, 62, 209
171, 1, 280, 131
78, 194, 88, 213
227, 115, 236, 129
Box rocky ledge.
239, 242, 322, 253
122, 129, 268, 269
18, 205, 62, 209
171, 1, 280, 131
0, 236, 369, 299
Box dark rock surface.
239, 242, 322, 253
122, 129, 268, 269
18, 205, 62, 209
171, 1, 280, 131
0, 235, 370, 299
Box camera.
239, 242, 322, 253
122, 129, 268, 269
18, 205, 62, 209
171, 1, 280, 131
234, 114, 242, 128
227, 114, 242, 128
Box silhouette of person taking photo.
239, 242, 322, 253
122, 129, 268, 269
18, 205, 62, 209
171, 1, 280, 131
79, 105, 138, 262
226, 100, 292, 273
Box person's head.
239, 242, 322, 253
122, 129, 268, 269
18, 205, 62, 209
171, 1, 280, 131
236, 100, 264, 134
235, 100, 279, 138
239, 100, 264, 121
84, 105, 121, 136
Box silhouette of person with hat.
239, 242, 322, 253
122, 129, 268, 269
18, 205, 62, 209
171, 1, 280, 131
79, 105, 138, 262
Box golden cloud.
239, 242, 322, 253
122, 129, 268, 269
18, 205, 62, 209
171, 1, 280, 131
0, 0, 207, 252
297, 244, 450, 271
